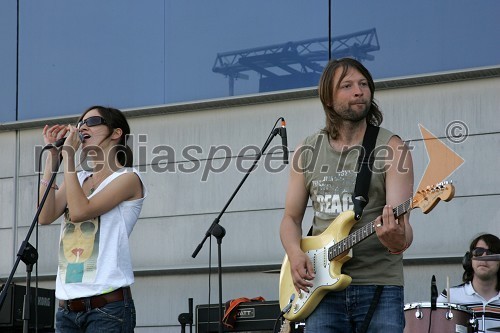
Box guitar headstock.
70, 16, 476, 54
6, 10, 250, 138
412, 181, 455, 214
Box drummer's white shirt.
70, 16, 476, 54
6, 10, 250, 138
438, 282, 500, 332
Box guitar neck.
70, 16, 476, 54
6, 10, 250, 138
328, 197, 412, 260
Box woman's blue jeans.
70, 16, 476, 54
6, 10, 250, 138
56, 299, 136, 333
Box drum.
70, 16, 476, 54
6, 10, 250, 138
404, 302, 477, 333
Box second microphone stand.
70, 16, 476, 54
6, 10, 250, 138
191, 118, 287, 333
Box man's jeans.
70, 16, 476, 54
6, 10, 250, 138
305, 285, 405, 333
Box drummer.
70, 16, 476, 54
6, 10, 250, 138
437, 233, 500, 332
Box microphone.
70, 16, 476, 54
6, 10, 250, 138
279, 118, 289, 164
44, 133, 84, 149
431, 275, 437, 310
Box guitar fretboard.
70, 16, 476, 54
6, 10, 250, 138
327, 197, 412, 261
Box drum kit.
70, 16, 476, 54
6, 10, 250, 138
403, 301, 500, 333
404, 254, 500, 333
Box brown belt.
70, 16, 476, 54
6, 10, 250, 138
59, 287, 131, 312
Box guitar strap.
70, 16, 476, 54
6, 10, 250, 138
357, 285, 384, 333
352, 124, 380, 221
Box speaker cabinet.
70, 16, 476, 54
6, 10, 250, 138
196, 300, 280, 332
0, 284, 55, 332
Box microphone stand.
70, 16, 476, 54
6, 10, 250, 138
191, 119, 285, 333
0, 148, 60, 333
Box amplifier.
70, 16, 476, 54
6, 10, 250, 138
196, 300, 281, 332
0, 284, 55, 331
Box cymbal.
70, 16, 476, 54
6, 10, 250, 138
472, 254, 500, 261
489, 327, 500, 332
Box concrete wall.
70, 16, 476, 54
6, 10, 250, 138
1, 73, 499, 332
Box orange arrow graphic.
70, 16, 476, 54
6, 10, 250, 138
417, 124, 465, 191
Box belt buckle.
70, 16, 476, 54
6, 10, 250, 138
69, 299, 86, 312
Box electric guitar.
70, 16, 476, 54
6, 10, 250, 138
279, 181, 455, 322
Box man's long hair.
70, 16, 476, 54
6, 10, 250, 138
318, 58, 383, 140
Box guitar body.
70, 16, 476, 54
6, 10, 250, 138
279, 210, 357, 322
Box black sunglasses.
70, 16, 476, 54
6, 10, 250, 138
77, 116, 107, 129
472, 247, 496, 257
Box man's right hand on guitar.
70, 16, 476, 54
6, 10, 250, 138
289, 250, 315, 293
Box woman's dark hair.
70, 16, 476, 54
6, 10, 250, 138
318, 58, 383, 140
462, 233, 500, 290
79, 105, 133, 167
